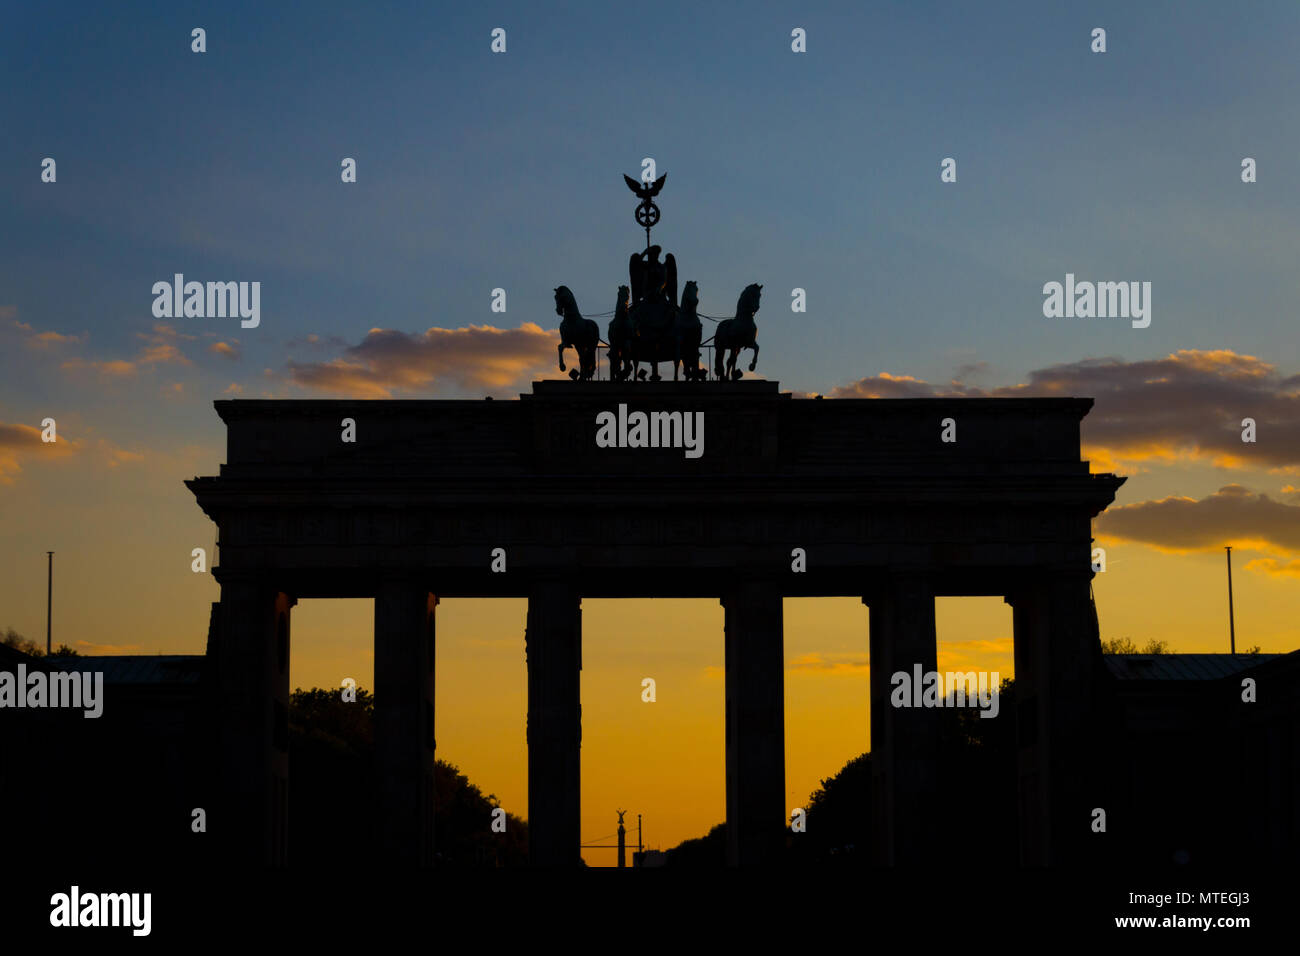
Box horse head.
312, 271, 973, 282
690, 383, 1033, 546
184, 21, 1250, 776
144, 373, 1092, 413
736, 283, 762, 320
554, 285, 577, 318
681, 280, 699, 312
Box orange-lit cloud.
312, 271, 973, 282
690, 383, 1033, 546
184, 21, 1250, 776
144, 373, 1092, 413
1244, 558, 1300, 579
137, 344, 191, 366
101, 441, 146, 466
833, 351, 1300, 472
786, 652, 870, 674
53, 323, 197, 379
0, 422, 78, 483
135, 324, 194, 366
10, 319, 86, 349
936, 638, 1015, 673
1096, 484, 1300, 556
286, 323, 562, 397
60, 357, 139, 380
210, 341, 240, 360
0, 422, 145, 483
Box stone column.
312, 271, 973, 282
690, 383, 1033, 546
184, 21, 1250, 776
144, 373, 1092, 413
723, 580, 786, 865
865, 575, 940, 865
209, 578, 293, 865
1007, 572, 1100, 865
526, 581, 582, 866
374, 583, 438, 866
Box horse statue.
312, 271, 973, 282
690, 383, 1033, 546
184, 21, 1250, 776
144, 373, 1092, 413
607, 285, 633, 381
674, 280, 705, 381
554, 285, 600, 380
714, 283, 762, 380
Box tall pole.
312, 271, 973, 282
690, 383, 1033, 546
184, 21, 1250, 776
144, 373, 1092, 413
1225, 546, 1236, 654
46, 551, 53, 655
617, 810, 626, 869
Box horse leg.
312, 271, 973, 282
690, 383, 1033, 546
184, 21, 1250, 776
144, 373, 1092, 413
749, 340, 759, 372
557, 341, 566, 372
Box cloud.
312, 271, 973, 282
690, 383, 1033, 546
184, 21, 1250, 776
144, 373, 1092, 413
0, 422, 78, 483
137, 344, 191, 365
285, 332, 350, 350
50, 322, 196, 380
60, 357, 139, 380
0, 424, 47, 448
832, 350, 1300, 472
134, 324, 194, 365
10, 319, 86, 349
786, 652, 870, 675
936, 638, 1015, 673
1244, 558, 1300, 579
831, 370, 987, 399
32, 330, 87, 347
0, 422, 144, 484
102, 442, 146, 466
286, 323, 561, 397
1096, 484, 1300, 556
209, 341, 240, 360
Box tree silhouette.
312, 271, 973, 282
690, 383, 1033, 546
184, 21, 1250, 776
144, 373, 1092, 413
1, 626, 79, 657
665, 677, 1022, 865
288, 686, 528, 866
1100, 637, 1168, 654
665, 822, 726, 866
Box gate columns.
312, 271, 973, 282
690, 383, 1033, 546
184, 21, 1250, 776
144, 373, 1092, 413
865, 576, 941, 865
374, 583, 438, 866
526, 581, 583, 866
210, 579, 294, 866
722, 581, 787, 865
1007, 573, 1102, 865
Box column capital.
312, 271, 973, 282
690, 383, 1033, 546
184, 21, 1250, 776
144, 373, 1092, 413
719, 577, 782, 609
862, 570, 935, 606
1003, 569, 1093, 608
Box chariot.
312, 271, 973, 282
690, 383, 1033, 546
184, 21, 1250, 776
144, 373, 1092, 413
555, 172, 762, 382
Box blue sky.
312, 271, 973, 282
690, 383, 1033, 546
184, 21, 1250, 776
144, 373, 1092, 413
5, 0, 1299, 428
3, 0, 1300, 625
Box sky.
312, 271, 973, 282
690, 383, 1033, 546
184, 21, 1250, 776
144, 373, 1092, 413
2, 1, 1298, 864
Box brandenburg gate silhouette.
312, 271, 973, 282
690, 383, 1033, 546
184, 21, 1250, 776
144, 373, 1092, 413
187, 379, 1124, 866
